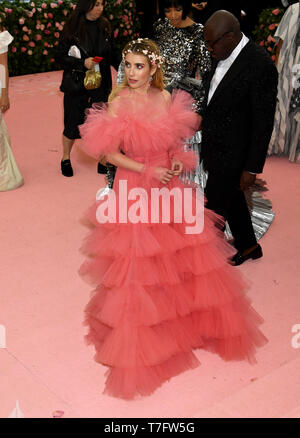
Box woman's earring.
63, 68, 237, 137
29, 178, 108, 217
149, 76, 153, 83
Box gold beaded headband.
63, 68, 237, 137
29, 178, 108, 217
122, 38, 164, 69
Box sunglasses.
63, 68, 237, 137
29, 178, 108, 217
205, 30, 233, 49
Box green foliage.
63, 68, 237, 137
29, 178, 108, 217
105, 0, 140, 45
253, 7, 285, 60
0, 0, 140, 76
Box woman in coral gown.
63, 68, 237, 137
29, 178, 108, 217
79, 38, 267, 400
0, 30, 23, 191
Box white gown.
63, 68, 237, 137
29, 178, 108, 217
268, 3, 300, 162
0, 31, 23, 191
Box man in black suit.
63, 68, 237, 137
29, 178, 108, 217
200, 10, 278, 265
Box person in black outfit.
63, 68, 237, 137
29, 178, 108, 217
201, 11, 278, 265
55, 0, 121, 177
136, 0, 159, 38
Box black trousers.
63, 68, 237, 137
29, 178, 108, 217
204, 171, 257, 252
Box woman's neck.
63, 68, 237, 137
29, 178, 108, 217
128, 85, 152, 96
85, 14, 98, 22
169, 16, 195, 29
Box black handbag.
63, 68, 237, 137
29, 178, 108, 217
60, 69, 85, 93
59, 37, 91, 93
172, 77, 203, 99
165, 77, 204, 114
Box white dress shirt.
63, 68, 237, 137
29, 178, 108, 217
208, 33, 249, 105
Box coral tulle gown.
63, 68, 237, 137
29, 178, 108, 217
79, 88, 268, 400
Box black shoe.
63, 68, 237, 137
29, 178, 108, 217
61, 159, 73, 177
230, 244, 263, 266
97, 162, 107, 174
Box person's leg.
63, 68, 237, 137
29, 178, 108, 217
205, 172, 227, 217
205, 172, 258, 252
220, 174, 262, 265
89, 94, 110, 176
62, 134, 75, 161
61, 93, 87, 176
225, 181, 257, 252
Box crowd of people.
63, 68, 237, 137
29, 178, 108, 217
0, 0, 299, 400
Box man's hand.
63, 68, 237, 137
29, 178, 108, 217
240, 170, 256, 191
198, 114, 203, 131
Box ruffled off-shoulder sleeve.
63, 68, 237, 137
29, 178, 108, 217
0, 31, 14, 54
167, 90, 200, 170
79, 100, 124, 159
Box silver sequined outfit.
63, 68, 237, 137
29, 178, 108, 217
151, 18, 210, 192
153, 18, 211, 113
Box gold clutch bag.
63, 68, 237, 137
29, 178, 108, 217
84, 58, 103, 90
84, 69, 102, 90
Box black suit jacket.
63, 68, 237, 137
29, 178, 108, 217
201, 40, 278, 176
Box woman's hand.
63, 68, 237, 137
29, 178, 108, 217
171, 159, 183, 176
192, 2, 207, 11
84, 57, 95, 70
198, 114, 203, 131
153, 166, 174, 184
0, 92, 10, 113
240, 171, 256, 191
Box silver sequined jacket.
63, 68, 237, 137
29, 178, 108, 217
153, 18, 211, 113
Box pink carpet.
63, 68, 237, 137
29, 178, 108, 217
0, 70, 299, 418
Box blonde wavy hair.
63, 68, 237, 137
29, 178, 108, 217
109, 38, 165, 102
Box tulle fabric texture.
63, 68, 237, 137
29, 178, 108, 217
79, 88, 268, 400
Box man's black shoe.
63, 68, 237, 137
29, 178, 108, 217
230, 244, 263, 266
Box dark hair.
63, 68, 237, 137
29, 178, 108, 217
61, 0, 111, 43
158, 0, 192, 20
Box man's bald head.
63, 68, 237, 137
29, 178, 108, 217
204, 10, 242, 61
205, 10, 240, 35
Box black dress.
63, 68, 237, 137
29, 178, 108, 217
55, 18, 121, 139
